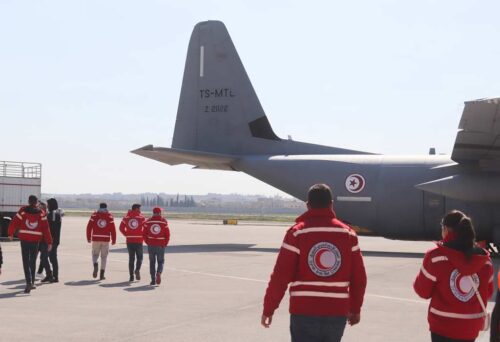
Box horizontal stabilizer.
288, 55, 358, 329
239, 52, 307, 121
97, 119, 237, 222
131, 145, 237, 171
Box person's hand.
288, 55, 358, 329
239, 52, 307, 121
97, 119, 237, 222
48, 244, 53, 252
347, 312, 360, 326
261, 315, 272, 328
112, 241, 116, 245
87, 240, 91, 243
8, 235, 13, 241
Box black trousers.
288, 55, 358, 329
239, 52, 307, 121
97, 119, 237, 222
39, 242, 52, 276
127, 243, 143, 275
49, 243, 59, 278
431, 332, 474, 342
21, 241, 38, 285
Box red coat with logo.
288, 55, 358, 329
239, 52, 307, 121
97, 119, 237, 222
8, 206, 52, 244
86, 210, 116, 243
413, 239, 493, 340
263, 208, 367, 317
119, 210, 146, 244
143, 215, 170, 247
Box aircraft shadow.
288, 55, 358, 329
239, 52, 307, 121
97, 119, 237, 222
65, 280, 101, 286
124, 285, 155, 292
100, 281, 131, 288
110, 244, 279, 254
362, 251, 425, 259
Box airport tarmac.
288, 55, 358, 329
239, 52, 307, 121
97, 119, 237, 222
0, 217, 496, 342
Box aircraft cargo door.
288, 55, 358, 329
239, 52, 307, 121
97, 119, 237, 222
423, 192, 445, 240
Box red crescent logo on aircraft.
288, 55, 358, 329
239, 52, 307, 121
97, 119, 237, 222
345, 174, 366, 194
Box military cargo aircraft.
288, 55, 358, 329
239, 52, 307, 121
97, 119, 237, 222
133, 21, 500, 247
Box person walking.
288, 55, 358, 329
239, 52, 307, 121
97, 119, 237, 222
261, 184, 367, 342
119, 204, 146, 282
86, 203, 116, 280
45, 198, 63, 282
8, 195, 52, 293
414, 210, 493, 342
143, 207, 170, 286
0, 241, 3, 277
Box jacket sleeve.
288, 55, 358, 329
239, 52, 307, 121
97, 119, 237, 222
119, 218, 126, 237
86, 216, 94, 241
263, 229, 299, 317
483, 259, 494, 301
41, 215, 53, 245
8, 212, 22, 237
142, 222, 149, 245
349, 234, 367, 314
413, 251, 436, 299
109, 217, 116, 244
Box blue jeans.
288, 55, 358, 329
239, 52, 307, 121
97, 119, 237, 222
290, 314, 347, 342
148, 245, 165, 279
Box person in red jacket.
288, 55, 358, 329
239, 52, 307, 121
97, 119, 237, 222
119, 203, 146, 282
86, 203, 116, 280
8, 195, 52, 293
414, 210, 493, 342
261, 184, 367, 342
143, 207, 170, 286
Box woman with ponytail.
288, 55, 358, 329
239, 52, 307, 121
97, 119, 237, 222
414, 210, 493, 342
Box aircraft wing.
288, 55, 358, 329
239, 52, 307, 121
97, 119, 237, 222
131, 145, 238, 171
451, 97, 500, 170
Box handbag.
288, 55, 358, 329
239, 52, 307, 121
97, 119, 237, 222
469, 275, 490, 331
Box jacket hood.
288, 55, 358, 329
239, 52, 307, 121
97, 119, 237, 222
128, 210, 144, 218
436, 242, 490, 275
94, 210, 110, 218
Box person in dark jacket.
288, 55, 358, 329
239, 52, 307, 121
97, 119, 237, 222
490, 273, 500, 342
45, 198, 63, 282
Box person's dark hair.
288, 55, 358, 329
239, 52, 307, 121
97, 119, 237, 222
28, 195, 38, 206
132, 204, 141, 210
442, 210, 476, 260
99, 203, 107, 209
47, 198, 59, 211
307, 184, 333, 209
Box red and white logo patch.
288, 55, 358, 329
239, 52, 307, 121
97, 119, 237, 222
449, 269, 479, 302
150, 224, 161, 235
308, 242, 341, 277
345, 174, 366, 194
128, 219, 139, 230
25, 219, 38, 230
97, 219, 107, 229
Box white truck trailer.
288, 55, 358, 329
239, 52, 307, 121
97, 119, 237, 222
0, 161, 41, 237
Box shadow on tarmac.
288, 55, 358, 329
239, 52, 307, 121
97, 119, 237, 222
110, 244, 279, 254
363, 251, 425, 259
65, 280, 101, 286
0, 290, 28, 298
100, 281, 131, 288
124, 285, 155, 292
1, 279, 26, 286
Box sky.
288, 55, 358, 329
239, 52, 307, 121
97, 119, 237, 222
1, 0, 500, 196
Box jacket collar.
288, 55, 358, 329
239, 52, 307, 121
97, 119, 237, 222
296, 207, 336, 223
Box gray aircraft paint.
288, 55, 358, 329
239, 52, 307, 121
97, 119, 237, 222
132, 21, 500, 245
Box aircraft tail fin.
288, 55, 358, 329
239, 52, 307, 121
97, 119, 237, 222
172, 21, 368, 156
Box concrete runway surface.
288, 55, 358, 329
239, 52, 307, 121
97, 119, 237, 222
0, 217, 496, 342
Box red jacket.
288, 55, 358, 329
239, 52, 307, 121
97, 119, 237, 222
86, 210, 116, 243
414, 241, 493, 340
8, 206, 52, 244
143, 216, 170, 247
263, 208, 367, 317
119, 210, 146, 244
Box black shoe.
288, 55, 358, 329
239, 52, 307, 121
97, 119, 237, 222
52, 277, 59, 283
135, 269, 141, 281
41, 276, 53, 283
99, 270, 105, 280
37, 267, 43, 275
24, 286, 31, 294
93, 263, 98, 278
30, 283, 36, 290
150, 280, 156, 286
129, 275, 134, 282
